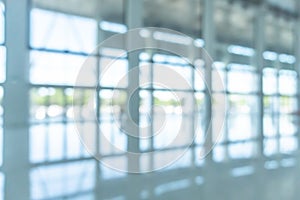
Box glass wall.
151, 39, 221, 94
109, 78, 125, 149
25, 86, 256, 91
28, 1, 207, 197
29, 4, 98, 199
263, 63, 298, 155
1, 0, 300, 199
212, 58, 260, 161
262, 14, 298, 157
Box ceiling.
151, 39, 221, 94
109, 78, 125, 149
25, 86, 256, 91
32, 0, 299, 53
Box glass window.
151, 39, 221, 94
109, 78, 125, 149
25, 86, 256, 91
212, 69, 225, 92
195, 92, 205, 145
279, 115, 296, 137
0, 47, 6, 83
264, 138, 278, 156
30, 51, 88, 85
0, 1, 4, 168
99, 89, 127, 155
194, 59, 205, 91
153, 64, 193, 90
0, 2, 5, 83
29, 6, 99, 184
0, 2, 4, 44
263, 68, 277, 95
100, 56, 128, 88
227, 64, 258, 94
279, 136, 298, 154
263, 113, 278, 138
263, 66, 299, 157
30, 9, 97, 53
0, 87, 2, 165
153, 91, 194, 149
228, 142, 257, 159
227, 95, 258, 141
279, 97, 297, 114
279, 70, 297, 96
139, 90, 152, 151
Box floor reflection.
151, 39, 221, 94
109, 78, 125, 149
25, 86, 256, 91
25, 153, 300, 200
1, 113, 300, 200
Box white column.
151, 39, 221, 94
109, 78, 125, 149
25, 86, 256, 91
3, 0, 30, 199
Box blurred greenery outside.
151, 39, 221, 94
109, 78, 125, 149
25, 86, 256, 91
29, 88, 293, 112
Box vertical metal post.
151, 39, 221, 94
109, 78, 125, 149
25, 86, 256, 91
125, 0, 143, 172
3, 0, 30, 199
274, 58, 280, 156
203, 0, 215, 161
124, 0, 143, 199
202, 0, 215, 198
294, 0, 300, 152
189, 44, 196, 168
295, 1, 300, 190
147, 38, 154, 171
223, 52, 230, 161
252, 4, 267, 199
95, 17, 103, 199
254, 2, 266, 157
